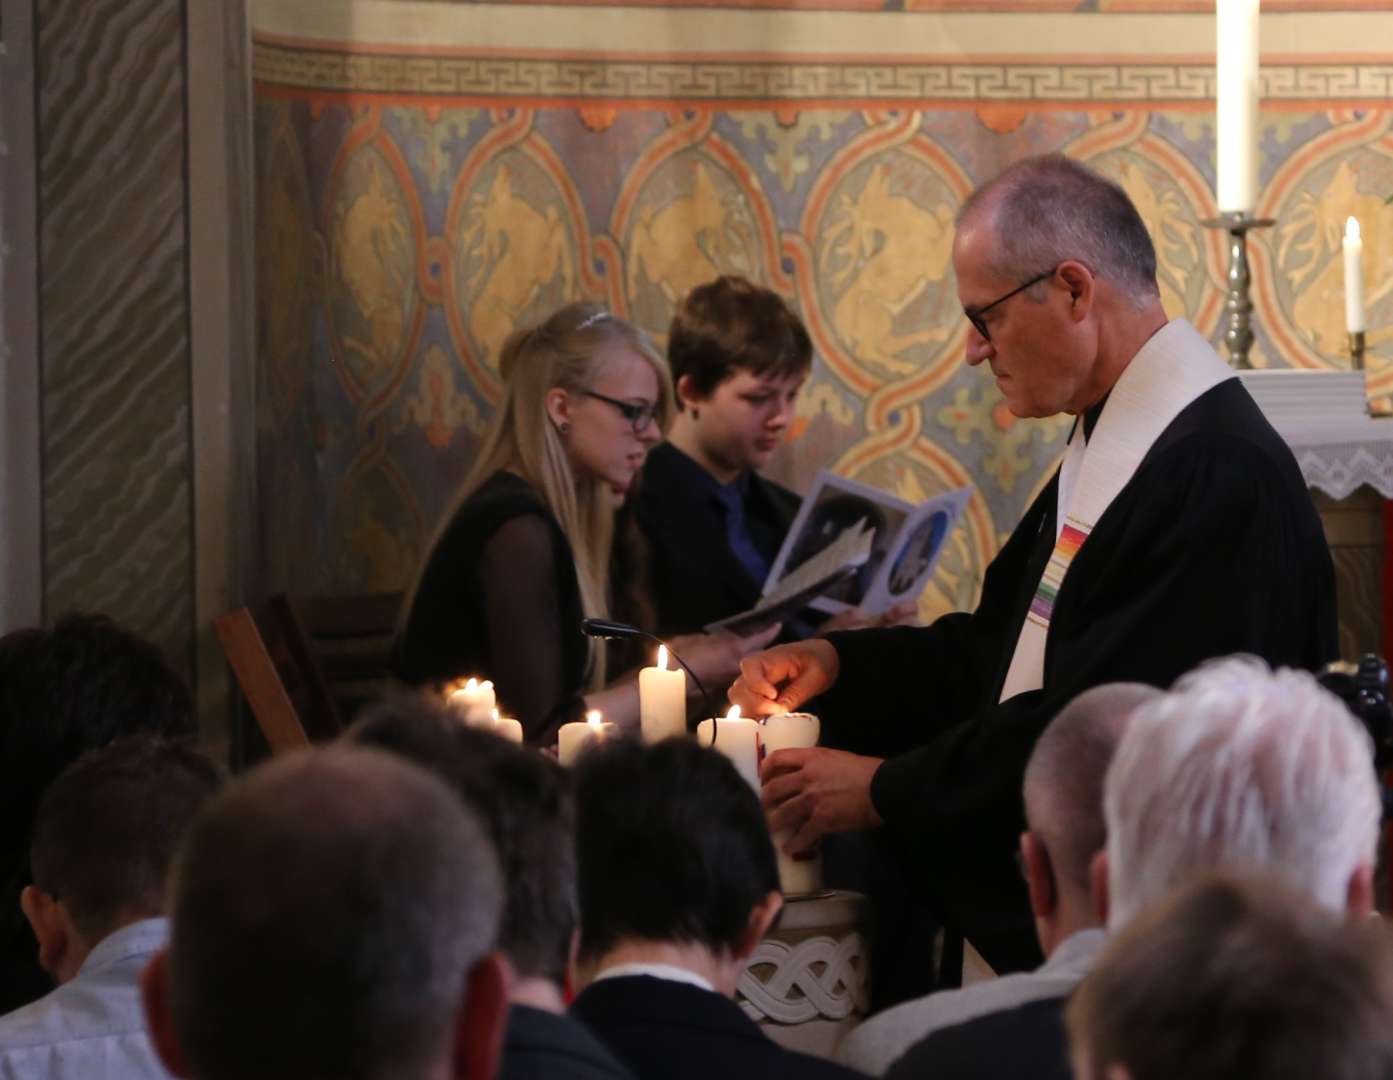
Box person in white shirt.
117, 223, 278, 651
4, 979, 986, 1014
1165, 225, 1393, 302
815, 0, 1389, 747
840, 682, 1156, 1075
0, 736, 220, 1079
882, 655, 1384, 1080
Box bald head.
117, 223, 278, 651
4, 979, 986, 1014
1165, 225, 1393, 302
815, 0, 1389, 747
957, 154, 1160, 310
163, 747, 503, 1080
1024, 683, 1160, 896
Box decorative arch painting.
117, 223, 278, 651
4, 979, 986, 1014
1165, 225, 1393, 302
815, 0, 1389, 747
251, 0, 1393, 625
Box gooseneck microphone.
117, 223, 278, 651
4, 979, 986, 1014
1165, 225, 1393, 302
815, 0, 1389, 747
580, 617, 713, 721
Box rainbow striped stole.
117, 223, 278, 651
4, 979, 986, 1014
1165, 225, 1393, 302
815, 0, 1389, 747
997, 319, 1236, 703
1027, 520, 1089, 628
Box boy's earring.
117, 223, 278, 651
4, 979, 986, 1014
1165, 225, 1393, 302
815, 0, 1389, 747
558, 421, 571, 436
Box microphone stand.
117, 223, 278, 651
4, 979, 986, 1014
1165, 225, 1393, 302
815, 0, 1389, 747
580, 618, 715, 732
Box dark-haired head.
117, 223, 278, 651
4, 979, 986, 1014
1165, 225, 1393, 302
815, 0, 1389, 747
24, 735, 221, 977
152, 746, 505, 1080
573, 738, 780, 973
0, 613, 193, 816
667, 276, 812, 406
347, 692, 577, 988
0, 613, 192, 1010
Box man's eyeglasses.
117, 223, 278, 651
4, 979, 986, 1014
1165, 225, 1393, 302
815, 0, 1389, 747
584, 391, 658, 435
964, 267, 1057, 342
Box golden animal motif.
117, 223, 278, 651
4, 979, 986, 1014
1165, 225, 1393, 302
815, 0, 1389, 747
1277, 160, 1393, 355
332, 155, 414, 373
1111, 158, 1201, 321
629, 161, 756, 305
460, 164, 573, 369
823, 164, 955, 377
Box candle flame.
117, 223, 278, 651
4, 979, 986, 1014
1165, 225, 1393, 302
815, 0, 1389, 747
491, 708, 499, 722
1347, 216, 1361, 242
586, 709, 603, 728
657, 644, 668, 670
464, 677, 478, 692
480, 679, 493, 692
726, 705, 741, 721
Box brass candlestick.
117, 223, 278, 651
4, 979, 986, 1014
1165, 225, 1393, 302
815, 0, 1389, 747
1202, 211, 1276, 370
1349, 330, 1366, 372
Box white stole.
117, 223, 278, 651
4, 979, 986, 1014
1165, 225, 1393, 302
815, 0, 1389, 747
998, 320, 1235, 702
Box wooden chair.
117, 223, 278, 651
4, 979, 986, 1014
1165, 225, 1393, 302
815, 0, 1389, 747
279, 592, 404, 730
214, 591, 405, 757
212, 607, 311, 755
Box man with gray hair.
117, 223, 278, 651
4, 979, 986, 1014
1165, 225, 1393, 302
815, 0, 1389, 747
873, 658, 1381, 1080
140, 747, 509, 1080
731, 153, 1336, 975
840, 682, 1157, 1075
1102, 655, 1380, 927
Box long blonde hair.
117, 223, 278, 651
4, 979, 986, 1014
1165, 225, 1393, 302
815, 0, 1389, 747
407, 303, 674, 687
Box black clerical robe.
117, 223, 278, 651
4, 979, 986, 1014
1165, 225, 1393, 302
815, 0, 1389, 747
815, 377, 1337, 973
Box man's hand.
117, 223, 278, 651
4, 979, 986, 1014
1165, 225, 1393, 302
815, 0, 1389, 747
760, 748, 884, 854
727, 639, 840, 716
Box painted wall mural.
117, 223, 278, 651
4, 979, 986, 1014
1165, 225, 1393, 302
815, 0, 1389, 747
251, 0, 1393, 629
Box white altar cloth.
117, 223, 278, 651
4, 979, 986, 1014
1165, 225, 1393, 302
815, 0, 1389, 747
1239, 371, 1393, 501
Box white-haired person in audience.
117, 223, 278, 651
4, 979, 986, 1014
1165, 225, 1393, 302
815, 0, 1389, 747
840, 682, 1157, 1075
1101, 654, 1380, 927
880, 655, 1381, 1080
1067, 873, 1393, 1080
141, 747, 509, 1080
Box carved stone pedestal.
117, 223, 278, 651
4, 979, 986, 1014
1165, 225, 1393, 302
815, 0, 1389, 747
737, 890, 868, 1060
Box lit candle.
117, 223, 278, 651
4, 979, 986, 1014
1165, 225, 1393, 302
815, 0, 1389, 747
1216, 0, 1260, 212
696, 705, 760, 790
759, 713, 824, 896
448, 678, 496, 727
558, 709, 614, 767
1344, 216, 1365, 334
491, 708, 524, 745
639, 644, 687, 744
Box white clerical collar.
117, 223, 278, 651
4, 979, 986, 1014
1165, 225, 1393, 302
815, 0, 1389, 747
591, 961, 715, 993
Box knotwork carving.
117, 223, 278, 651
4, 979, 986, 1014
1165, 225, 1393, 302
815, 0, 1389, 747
737, 933, 868, 1025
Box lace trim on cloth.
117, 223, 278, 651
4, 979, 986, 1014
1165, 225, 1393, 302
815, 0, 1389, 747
1292, 444, 1393, 501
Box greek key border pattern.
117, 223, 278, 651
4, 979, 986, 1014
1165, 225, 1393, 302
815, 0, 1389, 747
252, 46, 1393, 102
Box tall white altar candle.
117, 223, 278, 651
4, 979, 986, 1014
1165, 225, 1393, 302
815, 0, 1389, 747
639, 644, 687, 744
492, 709, 525, 745
760, 713, 824, 896
448, 678, 496, 726
1344, 216, 1365, 333
1216, 0, 1260, 212
558, 709, 614, 766
697, 706, 760, 790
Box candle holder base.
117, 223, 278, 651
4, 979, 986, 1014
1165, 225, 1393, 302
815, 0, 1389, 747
1349, 330, 1367, 372
1202, 212, 1275, 370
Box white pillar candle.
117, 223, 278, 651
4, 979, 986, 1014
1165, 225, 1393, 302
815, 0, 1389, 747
1344, 216, 1365, 333
448, 677, 496, 727
558, 709, 614, 767
492, 709, 524, 744
1216, 0, 1260, 212
759, 713, 824, 896
639, 644, 687, 744
696, 706, 760, 790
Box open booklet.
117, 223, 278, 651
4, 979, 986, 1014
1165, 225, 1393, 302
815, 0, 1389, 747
705, 472, 973, 635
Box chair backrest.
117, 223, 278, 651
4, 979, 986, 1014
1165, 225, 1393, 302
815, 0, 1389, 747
212, 608, 311, 755
280, 592, 404, 731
